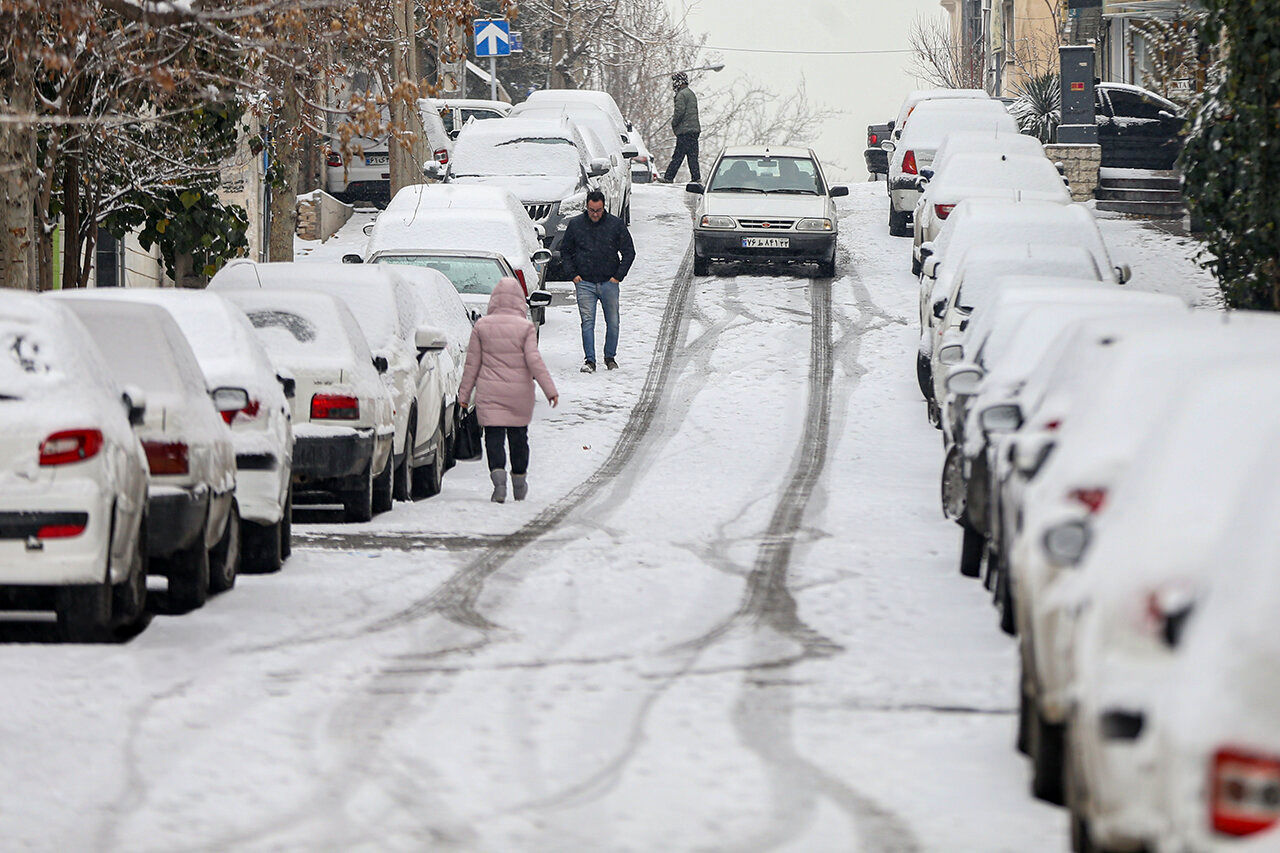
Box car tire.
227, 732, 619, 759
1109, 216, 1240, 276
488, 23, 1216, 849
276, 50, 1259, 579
393, 416, 414, 502
166, 524, 210, 613
208, 501, 240, 594
996, 558, 1017, 636
372, 455, 394, 514
623, 202, 631, 225
242, 516, 283, 573
693, 254, 710, 276
443, 405, 457, 472
57, 583, 111, 642
916, 351, 932, 400
959, 521, 983, 578
1030, 704, 1067, 805
817, 255, 836, 278
341, 465, 375, 523
1017, 671, 1033, 757
888, 206, 911, 237
412, 422, 446, 499
911, 254, 922, 277
111, 521, 148, 630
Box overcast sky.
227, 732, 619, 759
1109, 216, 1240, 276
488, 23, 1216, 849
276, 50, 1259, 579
670, 0, 948, 181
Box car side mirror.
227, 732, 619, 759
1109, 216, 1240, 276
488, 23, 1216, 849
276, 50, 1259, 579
362, 223, 375, 236
920, 241, 935, 261
588, 158, 610, 177
932, 299, 947, 320
532, 248, 553, 265
121, 385, 147, 427
423, 160, 445, 179
372, 355, 389, 374
1158, 109, 1177, 121
946, 365, 984, 396
276, 374, 296, 400
1012, 434, 1055, 478
622, 146, 639, 159
686, 182, 704, 194
920, 168, 935, 181
829, 185, 849, 198
527, 291, 554, 309
938, 343, 964, 366
534, 223, 546, 242
1042, 520, 1091, 567
922, 256, 941, 280
1149, 585, 1196, 647
414, 326, 448, 353
342, 253, 364, 264
880, 140, 896, 152
448, 129, 461, 140
980, 402, 1023, 435
211, 386, 250, 414
1115, 263, 1132, 284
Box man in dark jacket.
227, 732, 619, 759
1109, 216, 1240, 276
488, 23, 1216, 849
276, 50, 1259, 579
661, 71, 701, 184
559, 190, 636, 372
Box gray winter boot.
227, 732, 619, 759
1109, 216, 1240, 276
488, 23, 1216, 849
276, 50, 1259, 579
511, 473, 528, 501
490, 469, 507, 503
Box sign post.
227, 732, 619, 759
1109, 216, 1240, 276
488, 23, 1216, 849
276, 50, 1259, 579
473, 19, 511, 102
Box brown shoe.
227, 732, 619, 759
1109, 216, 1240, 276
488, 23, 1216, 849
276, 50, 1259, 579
604, 358, 618, 370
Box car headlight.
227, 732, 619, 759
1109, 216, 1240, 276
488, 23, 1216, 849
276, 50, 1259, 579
796, 218, 833, 232
699, 215, 735, 229
558, 194, 587, 216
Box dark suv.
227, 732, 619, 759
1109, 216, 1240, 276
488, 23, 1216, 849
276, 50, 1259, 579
1095, 83, 1185, 170
865, 122, 893, 177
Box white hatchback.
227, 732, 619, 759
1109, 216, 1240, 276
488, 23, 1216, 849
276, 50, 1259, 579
0, 294, 150, 640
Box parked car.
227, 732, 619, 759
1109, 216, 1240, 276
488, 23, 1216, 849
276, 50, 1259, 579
432, 97, 511, 139
687, 145, 849, 277
929, 130, 1047, 173
912, 152, 1072, 271
865, 121, 893, 178
212, 261, 454, 501
358, 183, 554, 320
885, 99, 1018, 236
220, 289, 395, 522
56, 297, 240, 611
891, 89, 990, 143
77, 290, 295, 573
0, 294, 150, 640
1095, 82, 1185, 170
523, 88, 631, 144
327, 102, 453, 205
429, 116, 608, 265
628, 128, 659, 183
509, 102, 637, 221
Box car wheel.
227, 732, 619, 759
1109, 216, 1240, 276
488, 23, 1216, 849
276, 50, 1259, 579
959, 522, 984, 578
693, 254, 710, 276
393, 417, 414, 502
412, 422, 446, 499
242, 517, 283, 574
916, 351, 932, 400
817, 255, 836, 278
443, 406, 457, 472
996, 559, 1017, 636
911, 254, 922, 277
280, 486, 293, 558
111, 521, 148, 629
57, 583, 111, 642
341, 464, 375, 523
372, 454, 394, 514
623, 202, 631, 225
1030, 703, 1067, 805
208, 500, 239, 594
165, 524, 211, 613
888, 207, 911, 237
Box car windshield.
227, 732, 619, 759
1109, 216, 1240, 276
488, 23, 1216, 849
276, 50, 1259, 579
451, 136, 581, 177
708, 156, 822, 194
378, 256, 507, 296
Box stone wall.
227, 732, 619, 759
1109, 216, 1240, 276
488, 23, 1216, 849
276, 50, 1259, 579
297, 190, 354, 242
1045, 143, 1101, 202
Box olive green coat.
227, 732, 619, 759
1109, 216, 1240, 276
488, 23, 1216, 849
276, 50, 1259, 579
671, 86, 700, 136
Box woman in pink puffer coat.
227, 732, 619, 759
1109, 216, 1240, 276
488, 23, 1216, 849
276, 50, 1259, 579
457, 277, 560, 502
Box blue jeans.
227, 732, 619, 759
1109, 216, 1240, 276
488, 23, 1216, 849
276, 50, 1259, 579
575, 280, 619, 362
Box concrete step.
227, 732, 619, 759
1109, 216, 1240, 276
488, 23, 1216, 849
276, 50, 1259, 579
1095, 199, 1187, 219
1099, 176, 1182, 191
1096, 187, 1184, 203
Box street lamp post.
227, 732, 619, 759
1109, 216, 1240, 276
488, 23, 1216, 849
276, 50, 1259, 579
642, 63, 725, 81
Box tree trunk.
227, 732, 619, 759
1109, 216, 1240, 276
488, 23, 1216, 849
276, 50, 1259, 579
551, 0, 569, 88
388, 0, 427, 197
267, 76, 301, 262
0, 58, 38, 291
61, 157, 82, 290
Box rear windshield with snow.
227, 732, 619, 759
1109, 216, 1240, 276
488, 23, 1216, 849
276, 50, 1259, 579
378, 256, 507, 295
955, 257, 1101, 311
451, 135, 582, 177
71, 310, 193, 394
0, 319, 66, 399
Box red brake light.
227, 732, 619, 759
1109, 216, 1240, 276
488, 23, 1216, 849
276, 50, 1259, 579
934, 204, 956, 220
39, 429, 103, 466
1212, 748, 1280, 837
1045, 420, 1062, 432
513, 269, 528, 296
311, 394, 359, 421
869, 132, 879, 145
1068, 488, 1108, 514
903, 150, 918, 175
220, 398, 261, 425
434, 148, 449, 165
38, 523, 86, 539
143, 441, 189, 475
326, 151, 343, 168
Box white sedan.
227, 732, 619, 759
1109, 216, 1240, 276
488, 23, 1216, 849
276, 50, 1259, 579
0, 294, 150, 640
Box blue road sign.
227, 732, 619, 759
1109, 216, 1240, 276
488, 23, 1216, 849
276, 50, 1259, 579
474, 19, 511, 58
510, 30, 523, 54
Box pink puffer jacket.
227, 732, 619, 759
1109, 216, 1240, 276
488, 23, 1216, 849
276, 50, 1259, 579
458, 278, 558, 427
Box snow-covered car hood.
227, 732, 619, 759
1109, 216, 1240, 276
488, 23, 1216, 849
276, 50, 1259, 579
701, 193, 829, 220
450, 175, 579, 204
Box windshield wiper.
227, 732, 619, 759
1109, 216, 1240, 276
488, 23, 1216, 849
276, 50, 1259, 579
765, 188, 818, 195
711, 186, 765, 193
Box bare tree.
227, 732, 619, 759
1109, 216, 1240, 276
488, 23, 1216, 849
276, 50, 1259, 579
909, 13, 984, 89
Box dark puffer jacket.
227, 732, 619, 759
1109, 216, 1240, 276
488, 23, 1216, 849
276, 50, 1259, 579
671, 86, 700, 136
559, 212, 636, 284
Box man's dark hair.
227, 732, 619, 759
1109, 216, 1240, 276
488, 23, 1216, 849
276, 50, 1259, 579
586, 189, 606, 206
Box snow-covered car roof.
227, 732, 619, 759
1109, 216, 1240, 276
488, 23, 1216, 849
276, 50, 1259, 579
435, 98, 511, 112
381, 266, 473, 354
952, 245, 1103, 312
450, 117, 589, 177
367, 208, 534, 266
895, 89, 989, 128
932, 131, 1045, 170
511, 103, 626, 152
928, 152, 1071, 204
934, 200, 1112, 272
384, 184, 527, 222
718, 145, 813, 160
523, 89, 627, 134
898, 101, 1018, 150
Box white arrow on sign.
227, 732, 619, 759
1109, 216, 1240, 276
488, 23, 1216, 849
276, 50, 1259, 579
476, 22, 509, 55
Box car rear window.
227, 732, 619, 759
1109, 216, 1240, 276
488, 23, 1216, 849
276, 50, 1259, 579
0, 320, 65, 399
72, 311, 191, 395
708, 156, 822, 194
378, 256, 507, 295
243, 307, 354, 362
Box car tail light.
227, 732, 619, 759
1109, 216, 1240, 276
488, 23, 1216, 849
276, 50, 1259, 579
39, 429, 103, 466
869, 132, 879, 146
1069, 488, 1108, 514
38, 522, 86, 539
311, 394, 359, 420
903, 150, 918, 175
1045, 419, 1062, 431
143, 441, 189, 475
513, 269, 529, 296
326, 151, 343, 168
220, 398, 261, 426
634, 155, 648, 164
934, 204, 955, 220
434, 148, 449, 165
1211, 748, 1280, 837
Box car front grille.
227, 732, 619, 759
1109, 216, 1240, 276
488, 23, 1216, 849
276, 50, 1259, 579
736, 218, 796, 230
524, 203, 554, 222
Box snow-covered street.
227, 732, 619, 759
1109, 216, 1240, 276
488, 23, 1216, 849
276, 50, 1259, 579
0, 183, 1216, 851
